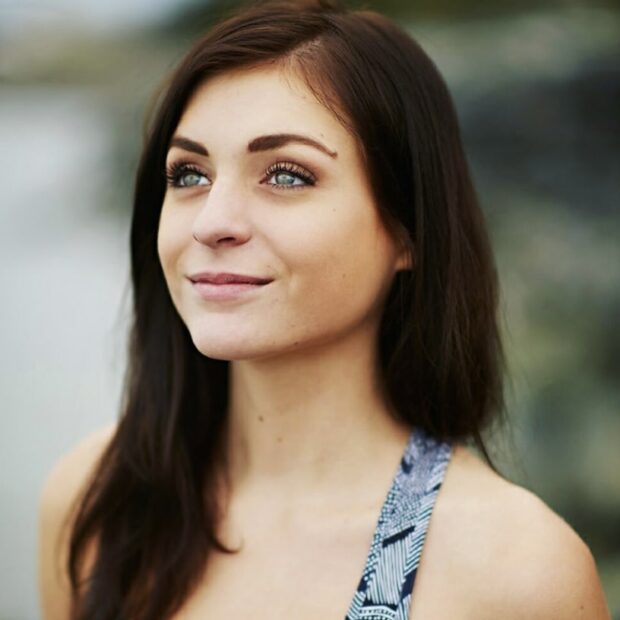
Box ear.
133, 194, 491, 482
395, 242, 414, 272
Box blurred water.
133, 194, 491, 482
0, 87, 129, 619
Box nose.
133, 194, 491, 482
191, 180, 252, 249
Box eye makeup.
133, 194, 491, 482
163, 159, 317, 191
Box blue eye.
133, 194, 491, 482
264, 162, 316, 190
270, 171, 304, 187
164, 162, 208, 188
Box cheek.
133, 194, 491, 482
157, 207, 186, 297
284, 207, 395, 328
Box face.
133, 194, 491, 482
157, 65, 410, 361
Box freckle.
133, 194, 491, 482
258, 415, 264, 422
276, 436, 283, 443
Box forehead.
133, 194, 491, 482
175, 65, 353, 154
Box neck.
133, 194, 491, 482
223, 325, 413, 505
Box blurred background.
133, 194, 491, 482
0, 0, 618, 617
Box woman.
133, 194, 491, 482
38, 1, 611, 619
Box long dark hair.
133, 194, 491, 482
68, 0, 506, 618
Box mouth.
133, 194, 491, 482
187, 271, 274, 285
187, 272, 273, 302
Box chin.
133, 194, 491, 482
188, 326, 314, 362
188, 328, 273, 361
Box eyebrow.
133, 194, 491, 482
168, 133, 338, 159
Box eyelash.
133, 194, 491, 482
163, 160, 316, 191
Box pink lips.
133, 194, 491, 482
187, 271, 273, 301
188, 271, 273, 285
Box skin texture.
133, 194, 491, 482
38, 65, 612, 620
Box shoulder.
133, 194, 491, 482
39, 423, 117, 530
38, 423, 117, 620
418, 443, 611, 619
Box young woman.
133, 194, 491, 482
38, 1, 611, 619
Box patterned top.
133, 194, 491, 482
345, 427, 453, 620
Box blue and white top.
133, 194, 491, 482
345, 427, 453, 620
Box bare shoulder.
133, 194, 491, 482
38, 423, 117, 620
412, 442, 611, 620
40, 423, 116, 509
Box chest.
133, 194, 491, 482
170, 511, 374, 620
169, 512, 470, 620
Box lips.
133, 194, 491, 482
188, 271, 273, 285
188, 271, 273, 302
